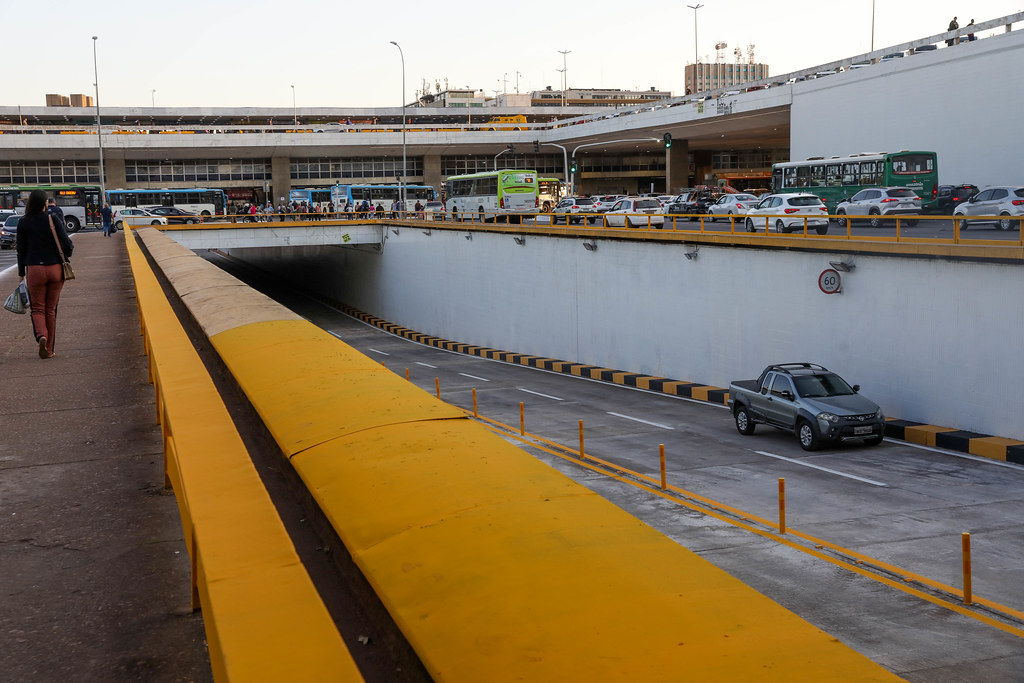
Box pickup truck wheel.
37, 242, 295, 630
797, 420, 820, 451
735, 406, 756, 435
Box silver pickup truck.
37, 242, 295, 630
728, 363, 885, 450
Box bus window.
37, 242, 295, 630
842, 163, 859, 186
826, 164, 842, 186
859, 161, 880, 185
782, 166, 797, 188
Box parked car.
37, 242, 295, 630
835, 187, 921, 227
603, 197, 665, 228
928, 184, 979, 214
591, 195, 625, 213
705, 193, 760, 221
144, 206, 201, 224
729, 363, 885, 451
552, 197, 598, 224
670, 189, 719, 220
422, 200, 445, 220
113, 207, 169, 230
953, 186, 1024, 230
744, 193, 829, 233
0, 214, 19, 248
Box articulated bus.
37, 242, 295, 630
772, 151, 939, 212
107, 187, 227, 216
0, 184, 101, 232
444, 169, 539, 221
330, 184, 436, 212
538, 177, 564, 213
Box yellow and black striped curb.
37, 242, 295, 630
316, 296, 1024, 465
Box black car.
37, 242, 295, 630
667, 189, 719, 221
927, 184, 979, 214
144, 206, 201, 224
0, 215, 19, 249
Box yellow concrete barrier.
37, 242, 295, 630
124, 230, 362, 682
137, 227, 903, 681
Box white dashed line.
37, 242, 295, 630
367, 348, 390, 356
607, 412, 674, 430
459, 373, 491, 382
517, 388, 564, 401
755, 451, 888, 487
416, 362, 437, 368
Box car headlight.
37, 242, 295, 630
816, 412, 839, 423
875, 409, 884, 420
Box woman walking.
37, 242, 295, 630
17, 189, 74, 359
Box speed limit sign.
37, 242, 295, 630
818, 269, 842, 294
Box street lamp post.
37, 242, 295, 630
92, 36, 106, 206
290, 85, 296, 125
871, 0, 876, 51
687, 4, 703, 92
151, 89, 156, 107
390, 41, 407, 210
558, 49, 571, 106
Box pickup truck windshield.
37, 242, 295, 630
793, 373, 855, 398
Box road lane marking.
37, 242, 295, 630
367, 347, 390, 356
607, 412, 674, 430
517, 388, 563, 401
755, 451, 888, 487
459, 373, 491, 382
416, 362, 437, 368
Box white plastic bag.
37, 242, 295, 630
4, 282, 28, 314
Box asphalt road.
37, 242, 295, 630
206, 251, 1024, 682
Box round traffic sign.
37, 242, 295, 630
818, 269, 842, 294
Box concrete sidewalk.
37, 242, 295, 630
0, 230, 211, 681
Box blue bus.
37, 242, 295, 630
330, 184, 436, 212
288, 188, 333, 209
107, 187, 227, 216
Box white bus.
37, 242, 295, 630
330, 184, 436, 213
107, 187, 227, 217
444, 169, 539, 222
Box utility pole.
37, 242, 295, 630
558, 49, 571, 107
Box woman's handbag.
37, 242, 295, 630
4, 282, 28, 314
47, 214, 75, 281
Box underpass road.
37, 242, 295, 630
208, 251, 1024, 682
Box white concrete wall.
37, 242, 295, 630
790, 30, 1024, 188
230, 231, 1024, 441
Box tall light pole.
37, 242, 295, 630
558, 49, 571, 107
871, 0, 876, 51
390, 41, 407, 209
687, 4, 703, 92
92, 36, 106, 206
151, 89, 156, 107
290, 84, 296, 125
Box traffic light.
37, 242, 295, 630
570, 159, 578, 174
533, 140, 540, 153
508, 144, 515, 155
663, 132, 672, 149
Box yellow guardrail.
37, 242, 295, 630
123, 229, 362, 682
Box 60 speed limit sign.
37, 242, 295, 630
818, 269, 842, 294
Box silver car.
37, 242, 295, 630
603, 198, 665, 228
835, 187, 921, 227
953, 186, 1024, 231
706, 193, 759, 221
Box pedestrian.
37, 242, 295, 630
45, 198, 66, 226
101, 202, 113, 237
946, 16, 958, 46
414, 199, 423, 219
249, 203, 258, 222
17, 190, 74, 359
966, 19, 976, 41
327, 201, 335, 218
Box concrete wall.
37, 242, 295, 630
230, 231, 1024, 441
790, 29, 1024, 187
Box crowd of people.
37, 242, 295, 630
226, 198, 427, 222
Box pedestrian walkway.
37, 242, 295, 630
0, 231, 211, 682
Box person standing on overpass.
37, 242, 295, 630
946, 17, 959, 45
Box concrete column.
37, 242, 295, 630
271, 155, 291, 204
103, 153, 126, 189
665, 140, 690, 194
693, 150, 713, 187
423, 155, 442, 196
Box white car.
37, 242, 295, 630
744, 193, 829, 234
835, 187, 921, 227
953, 186, 1024, 231
591, 195, 625, 213
113, 207, 169, 229
603, 198, 665, 228
706, 193, 760, 221
422, 201, 445, 220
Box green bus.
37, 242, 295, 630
0, 183, 102, 232
771, 151, 939, 213
444, 169, 539, 221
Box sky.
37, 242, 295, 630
7, 1, 1022, 110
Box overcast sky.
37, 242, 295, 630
7, 1, 1021, 110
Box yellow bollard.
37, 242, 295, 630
579, 420, 584, 459
435, 377, 440, 399
659, 444, 666, 490
778, 478, 786, 534
520, 402, 525, 436
472, 388, 478, 417
405, 367, 410, 381
962, 532, 973, 605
